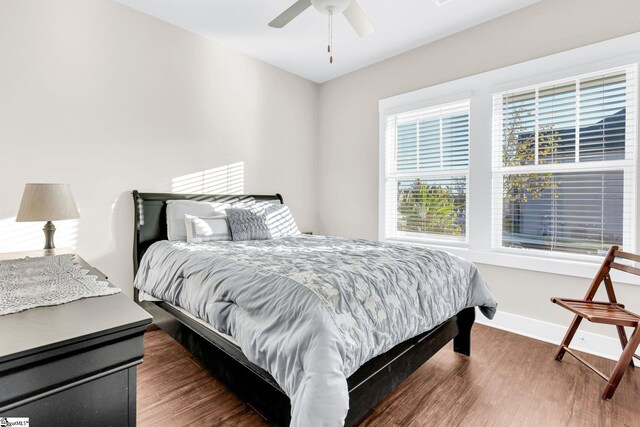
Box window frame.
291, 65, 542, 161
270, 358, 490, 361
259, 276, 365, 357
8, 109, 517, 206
491, 66, 637, 261
378, 33, 640, 285
382, 97, 472, 246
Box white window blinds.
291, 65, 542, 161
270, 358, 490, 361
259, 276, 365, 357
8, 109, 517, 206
384, 100, 470, 243
492, 66, 637, 257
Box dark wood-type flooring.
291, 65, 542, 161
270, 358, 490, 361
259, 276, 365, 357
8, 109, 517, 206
137, 324, 640, 426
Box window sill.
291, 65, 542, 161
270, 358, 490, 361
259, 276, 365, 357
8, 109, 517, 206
384, 236, 468, 249
382, 238, 640, 286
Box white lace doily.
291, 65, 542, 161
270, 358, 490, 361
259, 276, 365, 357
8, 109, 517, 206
0, 254, 121, 316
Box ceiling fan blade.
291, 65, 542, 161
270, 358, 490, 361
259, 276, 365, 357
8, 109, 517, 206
342, 0, 374, 37
268, 0, 312, 28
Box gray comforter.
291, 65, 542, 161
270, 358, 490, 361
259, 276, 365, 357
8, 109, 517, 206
135, 235, 496, 426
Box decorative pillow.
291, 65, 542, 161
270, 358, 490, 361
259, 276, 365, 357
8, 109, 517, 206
225, 208, 272, 241
166, 200, 230, 241
264, 204, 301, 239
184, 214, 231, 243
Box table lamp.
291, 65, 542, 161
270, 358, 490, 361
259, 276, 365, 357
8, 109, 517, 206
16, 183, 80, 249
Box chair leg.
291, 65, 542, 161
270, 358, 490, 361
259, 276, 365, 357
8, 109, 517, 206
555, 315, 583, 361
602, 326, 640, 400
615, 325, 635, 368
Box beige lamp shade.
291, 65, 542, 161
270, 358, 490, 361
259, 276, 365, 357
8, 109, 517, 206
16, 183, 80, 222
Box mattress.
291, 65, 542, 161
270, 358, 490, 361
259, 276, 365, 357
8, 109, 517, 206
167, 302, 240, 346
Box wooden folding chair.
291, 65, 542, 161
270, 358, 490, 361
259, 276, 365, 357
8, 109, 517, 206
551, 245, 640, 400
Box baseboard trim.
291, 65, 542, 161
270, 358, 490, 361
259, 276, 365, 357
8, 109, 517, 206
475, 309, 622, 361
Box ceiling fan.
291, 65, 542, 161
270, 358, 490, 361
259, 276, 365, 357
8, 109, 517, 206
268, 0, 375, 63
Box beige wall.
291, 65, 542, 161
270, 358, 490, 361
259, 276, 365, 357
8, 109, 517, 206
317, 0, 640, 338
0, 0, 319, 298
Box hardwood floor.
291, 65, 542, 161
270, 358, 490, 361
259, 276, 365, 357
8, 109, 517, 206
137, 324, 640, 426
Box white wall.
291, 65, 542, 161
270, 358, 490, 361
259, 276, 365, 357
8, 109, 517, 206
0, 0, 319, 298
317, 0, 640, 346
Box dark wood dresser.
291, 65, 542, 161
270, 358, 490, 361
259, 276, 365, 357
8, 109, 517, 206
0, 249, 152, 426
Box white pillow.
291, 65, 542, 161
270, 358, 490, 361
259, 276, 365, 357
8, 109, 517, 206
184, 214, 231, 243
231, 200, 272, 213
264, 204, 301, 238
166, 200, 230, 241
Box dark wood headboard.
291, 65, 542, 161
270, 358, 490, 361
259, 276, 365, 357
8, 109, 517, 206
131, 190, 283, 284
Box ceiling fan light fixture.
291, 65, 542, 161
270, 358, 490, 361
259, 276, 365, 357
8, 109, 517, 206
311, 0, 352, 15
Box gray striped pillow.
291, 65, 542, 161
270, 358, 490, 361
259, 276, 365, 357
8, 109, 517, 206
184, 214, 231, 243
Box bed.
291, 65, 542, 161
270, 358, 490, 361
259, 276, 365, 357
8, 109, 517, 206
132, 191, 496, 426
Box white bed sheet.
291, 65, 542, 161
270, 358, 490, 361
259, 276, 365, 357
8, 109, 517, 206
139, 290, 239, 346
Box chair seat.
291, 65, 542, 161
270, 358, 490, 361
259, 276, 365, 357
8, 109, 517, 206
552, 297, 640, 327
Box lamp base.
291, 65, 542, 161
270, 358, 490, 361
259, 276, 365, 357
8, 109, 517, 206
43, 221, 56, 250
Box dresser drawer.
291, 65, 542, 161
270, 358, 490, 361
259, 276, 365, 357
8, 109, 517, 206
0, 326, 145, 411
2, 366, 136, 426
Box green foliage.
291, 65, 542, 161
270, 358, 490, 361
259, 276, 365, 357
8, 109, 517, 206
502, 108, 559, 203
502, 107, 561, 237
397, 179, 464, 236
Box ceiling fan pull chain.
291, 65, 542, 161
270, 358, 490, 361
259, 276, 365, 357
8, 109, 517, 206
327, 9, 331, 53
328, 8, 334, 64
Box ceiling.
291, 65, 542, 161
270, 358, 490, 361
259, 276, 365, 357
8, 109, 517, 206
114, 0, 541, 83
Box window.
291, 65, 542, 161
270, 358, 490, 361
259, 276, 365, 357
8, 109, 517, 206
383, 100, 470, 243
380, 35, 640, 279
492, 67, 636, 257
